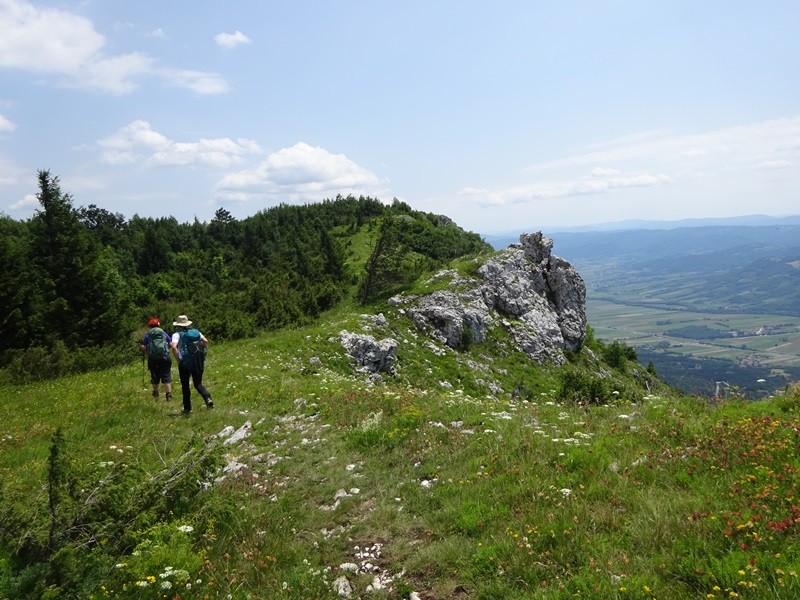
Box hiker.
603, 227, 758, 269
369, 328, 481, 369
171, 315, 213, 414
139, 317, 173, 402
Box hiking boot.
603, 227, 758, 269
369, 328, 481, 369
205, 397, 214, 409
181, 409, 191, 416
165, 392, 172, 402
152, 390, 159, 400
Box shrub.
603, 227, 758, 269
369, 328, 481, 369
558, 368, 611, 404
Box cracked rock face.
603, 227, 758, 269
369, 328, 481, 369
403, 232, 587, 364
407, 289, 492, 349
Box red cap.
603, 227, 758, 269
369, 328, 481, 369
148, 317, 160, 327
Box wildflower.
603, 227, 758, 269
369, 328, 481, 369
177, 524, 194, 533
161, 581, 173, 590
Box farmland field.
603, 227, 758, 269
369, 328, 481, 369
587, 299, 800, 397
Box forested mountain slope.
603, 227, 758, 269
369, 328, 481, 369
0, 171, 488, 383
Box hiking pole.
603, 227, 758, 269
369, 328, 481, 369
142, 352, 146, 388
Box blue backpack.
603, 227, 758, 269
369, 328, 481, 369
180, 329, 206, 371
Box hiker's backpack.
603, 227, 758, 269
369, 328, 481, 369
180, 328, 205, 371
146, 327, 170, 360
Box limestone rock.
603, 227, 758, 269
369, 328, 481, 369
403, 232, 586, 364
339, 331, 398, 375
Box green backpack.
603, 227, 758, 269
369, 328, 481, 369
146, 327, 170, 360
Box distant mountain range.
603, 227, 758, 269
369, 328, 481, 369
482, 214, 800, 249
482, 216, 800, 317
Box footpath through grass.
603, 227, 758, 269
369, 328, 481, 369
1, 311, 800, 599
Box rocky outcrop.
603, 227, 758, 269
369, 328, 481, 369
406, 288, 492, 349
339, 331, 398, 375
397, 232, 586, 365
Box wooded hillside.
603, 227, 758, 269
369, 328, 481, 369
0, 170, 489, 382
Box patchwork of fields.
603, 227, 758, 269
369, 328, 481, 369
587, 299, 800, 397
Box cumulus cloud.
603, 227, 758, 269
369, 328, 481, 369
98, 120, 261, 168
214, 30, 251, 49
215, 142, 385, 204
0, 0, 228, 95
0, 113, 16, 132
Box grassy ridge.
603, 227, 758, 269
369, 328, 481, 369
2, 303, 800, 599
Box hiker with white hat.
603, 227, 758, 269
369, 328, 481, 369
170, 315, 213, 415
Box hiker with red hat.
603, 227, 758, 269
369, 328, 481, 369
139, 317, 174, 402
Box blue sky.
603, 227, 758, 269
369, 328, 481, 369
1, 1, 799, 234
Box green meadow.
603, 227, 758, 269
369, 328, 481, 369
2, 303, 800, 599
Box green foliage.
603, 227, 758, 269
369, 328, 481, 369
1, 177, 489, 381
1, 425, 222, 599
602, 339, 638, 370
359, 206, 489, 302
557, 367, 612, 404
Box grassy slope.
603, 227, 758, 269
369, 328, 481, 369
2, 217, 800, 600
2, 294, 800, 599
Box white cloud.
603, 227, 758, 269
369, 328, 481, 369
215, 142, 385, 204
470, 171, 674, 207
526, 116, 800, 176
79, 53, 156, 95
98, 120, 261, 168
146, 28, 166, 39
459, 116, 800, 210
0, 113, 16, 132
214, 30, 251, 49
0, 0, 228, 95
9, 193, 38, 212
0, 0, 104, 72
158, 68, 231, 95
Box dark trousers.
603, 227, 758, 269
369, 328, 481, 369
178, 363, 210, 412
